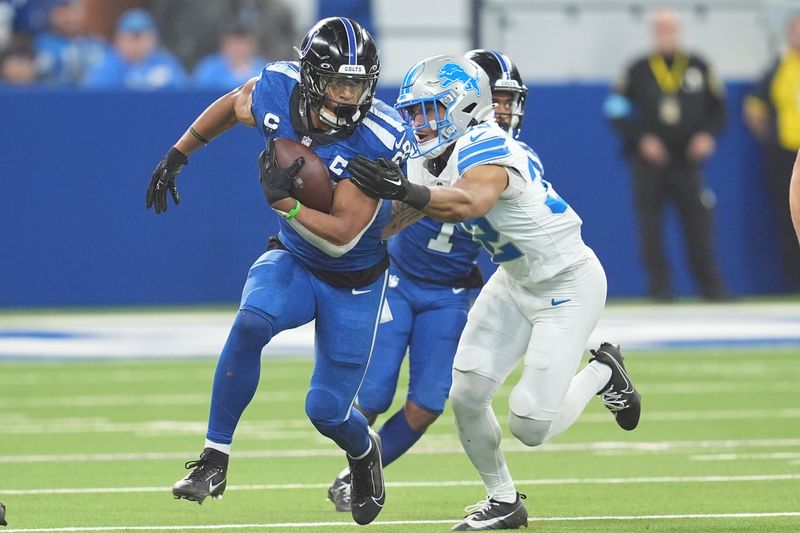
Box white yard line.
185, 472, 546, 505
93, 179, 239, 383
2, 512, 800, 532
2, 474, 799, 496
2, 437, 800, 464
690, 452, 800, 461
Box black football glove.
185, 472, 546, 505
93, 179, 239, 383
348, 156, 430, 210
258, 138, 306, 206
146, 146, 188, 214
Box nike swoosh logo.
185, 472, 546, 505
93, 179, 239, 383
452, 288, 466, 294
466, 510, 518, 528
470, 131, 487, 142
551, 298, 571, 306
208, 478, 225, 493
384, 177, 402, 186
606, 352, 635, 393
352, 288, 372, 295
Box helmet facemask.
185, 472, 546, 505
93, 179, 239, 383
492, 85, 527, 138
301, 63, 377, 129
396, 93, 460, 158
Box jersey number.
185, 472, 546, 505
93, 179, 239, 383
461, 217, 523, 263
427, 223, 456, 253
392, 138, 413, 164
527, 157, 568, 214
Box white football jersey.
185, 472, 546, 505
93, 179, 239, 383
411, 122, 593, 285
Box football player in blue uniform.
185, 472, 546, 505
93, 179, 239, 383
348, 54, 641, 531
145, 18, 412, 526
327, 49, 535, 513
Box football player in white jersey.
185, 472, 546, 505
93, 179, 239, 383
348, 55, 642, 531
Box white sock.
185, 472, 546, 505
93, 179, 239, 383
204, 439, 231, 455
545, 361, 611, 441
451, 372, 517, 504
588, 359, 613, 391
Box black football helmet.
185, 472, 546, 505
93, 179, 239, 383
465, 49, 527, 137
298, 17, 380, 130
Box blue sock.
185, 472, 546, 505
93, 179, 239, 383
206, 307, 273, 445
313, 407, 371, 457
378, 408, 425, 467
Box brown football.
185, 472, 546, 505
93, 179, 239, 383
273, 138, 333, 213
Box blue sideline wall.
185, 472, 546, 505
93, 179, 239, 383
0, 83, 787, 308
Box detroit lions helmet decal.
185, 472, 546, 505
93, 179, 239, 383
437, 63, 481, 96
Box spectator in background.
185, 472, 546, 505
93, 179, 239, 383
0, 38, 37, 86
7, 0, 52, 36
193, 24, 266, 90
317, 0, 375, 40
151, 0, 295, 70
604, 8, 729, 301
83, 8, 185, 90
81, 0, 146, 42
743, 12, 800, 292
35, 0, 109, 86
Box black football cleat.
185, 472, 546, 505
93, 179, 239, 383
0, 501, 7, 526
451, 493, 528, 530
327, 467, 352, 512
172, 448, 228, 504
590, 342, 641, 430
347, 430, 385, 525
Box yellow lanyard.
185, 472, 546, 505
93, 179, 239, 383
648, 53, 689, 94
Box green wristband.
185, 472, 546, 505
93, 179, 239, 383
284, 200, 302, 220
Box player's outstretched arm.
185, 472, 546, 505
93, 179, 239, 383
349, 156, 506, 223
420, 165, 506, 222
791, 149, 800, 244
146, 77, 259, 214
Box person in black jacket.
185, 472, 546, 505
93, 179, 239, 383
605, 8, 728, 301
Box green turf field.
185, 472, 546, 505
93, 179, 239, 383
1, 348, 799, 532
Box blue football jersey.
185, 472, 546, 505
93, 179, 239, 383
389, 218, 481, 283
250, 61, 413, 272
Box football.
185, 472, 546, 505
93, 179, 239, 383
273, 138, 333, 213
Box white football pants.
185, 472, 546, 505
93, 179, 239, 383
450, 255, 609, 501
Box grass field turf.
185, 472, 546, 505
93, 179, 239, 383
1, 348, 799, 532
